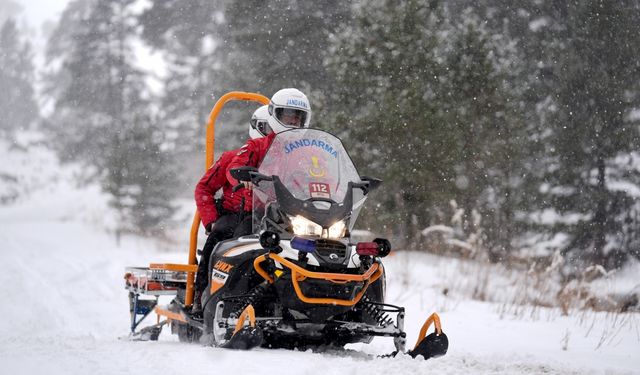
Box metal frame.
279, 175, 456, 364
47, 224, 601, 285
151, 92, 270, 311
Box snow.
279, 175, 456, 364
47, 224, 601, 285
0, 132, 117, 229
518, 232, 571, 257
1, 135, 639, 375
529, 17, 550, 32
530, 208, 590, 226
627, 109, 640, 122
607, 180, 640, 198
421, 224, 454, 237
590, 258, 640, 297
131, 37, 168, 97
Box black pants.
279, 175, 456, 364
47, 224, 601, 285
195, 212, 253, 293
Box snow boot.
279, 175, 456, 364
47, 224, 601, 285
191, 290, 203, 316
222, 326, 263, 350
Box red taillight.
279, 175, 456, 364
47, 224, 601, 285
356, 242, 379, 256
356, 238, 391, 257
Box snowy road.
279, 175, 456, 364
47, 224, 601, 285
1, 219, 638, 375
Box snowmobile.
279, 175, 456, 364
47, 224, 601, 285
123, 91, 448, 360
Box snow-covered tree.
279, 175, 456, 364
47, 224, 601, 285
542, 0, 640, 270
139, 0, 223, 183
438, 9, 529, 261
45, 0, 177, 236
328, 1, 527, 252
217, 0, 352, 126
327, 0, 448, 246
0, 18, 38, 137
137, 1, 352, 189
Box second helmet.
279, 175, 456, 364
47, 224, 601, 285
249, 105, 271, 139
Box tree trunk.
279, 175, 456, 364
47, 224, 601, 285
593, 156, 607, 265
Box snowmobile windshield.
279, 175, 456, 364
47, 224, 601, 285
252, 128, 366, 235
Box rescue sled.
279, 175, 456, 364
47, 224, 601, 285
123, 91, 448, 360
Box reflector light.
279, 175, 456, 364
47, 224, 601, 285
356, 242, 379, 256
291, 236, 317, 253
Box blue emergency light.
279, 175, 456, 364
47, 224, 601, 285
290, 236, 317, 253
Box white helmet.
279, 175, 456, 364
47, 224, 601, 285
267, 88, 311, 134
249, 105, 271, 139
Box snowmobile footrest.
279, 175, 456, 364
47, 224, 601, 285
127, 320, 166, 341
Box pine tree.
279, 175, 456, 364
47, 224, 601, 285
218, 0, 352, 125
544, 0, 640, 270
108, 114, 177, 233
137, 1, 353, 189
439, 9, 529, 260
45, 0, 177, 236
0, 18, 38, 137
327, 0, 452, 247
328, 1, 528, 252
138, 0, 223, 175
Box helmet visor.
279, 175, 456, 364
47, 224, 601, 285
251, 119, 272, 136
275, 107, 307, 128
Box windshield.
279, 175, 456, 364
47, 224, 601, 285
252, 128, 366, 235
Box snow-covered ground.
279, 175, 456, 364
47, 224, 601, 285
1, 135, 638, 375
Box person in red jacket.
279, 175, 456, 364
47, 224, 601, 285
226, 88, 312, 236
192, 105, 271, 314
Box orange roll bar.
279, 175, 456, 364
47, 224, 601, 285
185, 92, 270, 307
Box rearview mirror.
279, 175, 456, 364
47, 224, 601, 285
230, 166, 273, 184
230, 166, 259, 182
361, 176, 382, 192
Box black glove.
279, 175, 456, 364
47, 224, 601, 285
205, 223, 212, 235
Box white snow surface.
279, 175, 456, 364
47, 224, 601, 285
1, 136, 639, 375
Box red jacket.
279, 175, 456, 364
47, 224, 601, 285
226, 132, 276, 211
194, 149, 250, 228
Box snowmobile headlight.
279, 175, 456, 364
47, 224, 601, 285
290, 215, 323, 237
327, 220, 347, 238
290, 216, 347, 239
